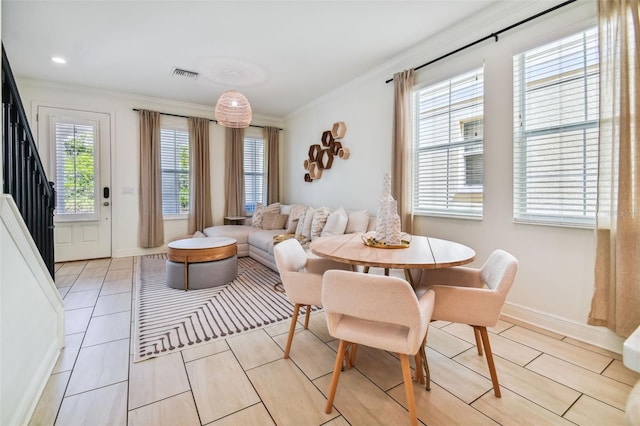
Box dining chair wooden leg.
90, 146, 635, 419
326, 340, 348, 414
478, 326, 501, 397
304, 305, 311, 329
400, 353, 419, 426
473, 326, 483, 355
284, 304, 301, 359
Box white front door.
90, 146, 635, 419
37, 107, 112, 262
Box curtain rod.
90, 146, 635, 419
132, 108, 283, 131
385, 0, 578, 84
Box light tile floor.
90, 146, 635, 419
29, 257, 639, 425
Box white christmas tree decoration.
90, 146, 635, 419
375, 173, 402, 245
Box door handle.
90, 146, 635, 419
103, 202, 110, 206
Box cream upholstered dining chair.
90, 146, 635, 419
273, 238, 351, 359
322, 270, 436, 426
415, 249, 518, 397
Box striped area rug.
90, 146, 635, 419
133, 254, 318, 362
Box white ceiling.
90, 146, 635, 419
2, 0, 502, 117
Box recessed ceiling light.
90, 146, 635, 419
51, 57, 67, 64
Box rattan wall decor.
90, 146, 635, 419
303, 121, 350, 182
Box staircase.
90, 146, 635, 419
2, 44, 55, 277
1, 45, 64, 426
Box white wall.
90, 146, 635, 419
284, 0, 623, 351
15, 80, 283, 258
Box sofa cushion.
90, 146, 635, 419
286, 218, 300, 234
298, 207, 316, 237
203, 225, 259, 245
248, 229, 284, 253
262, 213, 288, 230
286, 204, 307, 233
321, 207, 348, 237
345, 209, 370, 233
280, 204, 293, 215
252, 202, 280, 228
310, 207, 332, 240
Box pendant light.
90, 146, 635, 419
214, 90, 252, 128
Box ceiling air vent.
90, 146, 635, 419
172, 67, 199, 80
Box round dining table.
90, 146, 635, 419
309, 232, 476, 287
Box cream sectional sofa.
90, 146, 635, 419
203, 204, 375, 271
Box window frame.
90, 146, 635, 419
513, 27, 599, 228
243, 135, 266, 215
413, 67, 485, 219
160, 124, 190, 219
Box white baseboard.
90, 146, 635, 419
502, 301, 625, 354
12, 341, 61, 426
113, 247, 167, 258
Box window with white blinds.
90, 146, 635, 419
52, 118, 98, 221
513, 28, 599, 227
244, 137, 265, 214
414, 67, 484, 218
160, 128, 190, 215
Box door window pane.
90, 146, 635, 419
52, 118, 98, 221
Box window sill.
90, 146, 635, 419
163, 214, 188, 221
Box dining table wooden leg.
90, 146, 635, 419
404, 268, 416, 288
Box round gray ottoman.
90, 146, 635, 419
166, 256, 237, 290
166, 237, 238, 290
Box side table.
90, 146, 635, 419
224, 216, 246, 225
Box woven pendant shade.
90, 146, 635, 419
214, 90, 252, 128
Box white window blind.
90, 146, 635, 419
414, 67, 484, 218
160, 128, 190, 215
513, 28, 599, 227
244, 137, 265, 214
52, 118, 98, 221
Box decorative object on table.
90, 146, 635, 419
372, 172, 404, 246
272, 233, 310, 244
361, 233, 411, 249
214, 90, 252, 128
303, 121, 349, 182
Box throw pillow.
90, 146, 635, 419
286, 218, 300, 234
252, 202, 280, 228
345, 210, 370, 233
262, 213, 288, 230
298, 207, 316, 238
251, 203, 265, 228
310, 207, 332, 240
286, 204, 307, 234
321, 207, 348, 237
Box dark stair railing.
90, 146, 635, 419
2, 45, 56, 278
